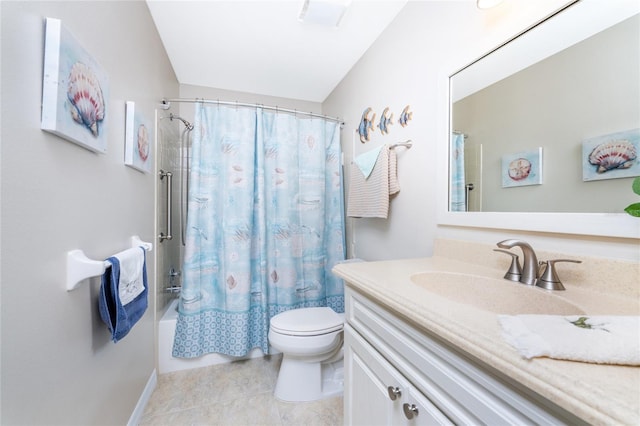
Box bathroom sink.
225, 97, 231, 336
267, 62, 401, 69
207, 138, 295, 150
410, 272, 585, 315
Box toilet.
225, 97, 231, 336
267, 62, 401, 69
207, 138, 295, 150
268, 307, 345, 402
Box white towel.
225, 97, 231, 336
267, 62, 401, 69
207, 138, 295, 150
113, 247, 146, 306
498, 315, 640, 365
347, 146, 400, 218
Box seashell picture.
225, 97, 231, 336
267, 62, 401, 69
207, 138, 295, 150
125, 102, 153, 173
41, 18, 109, 153
501, 148, 543, 188
582, 128, 639, 181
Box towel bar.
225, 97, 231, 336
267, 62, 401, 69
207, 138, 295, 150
66, 235, 152, 291
389, 140, 412, 149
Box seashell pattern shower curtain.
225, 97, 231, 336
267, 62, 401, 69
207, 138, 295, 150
449, 133, 466, 212
172, 104, 345, 358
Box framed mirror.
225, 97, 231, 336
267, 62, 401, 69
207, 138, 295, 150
437, 0, 640, 239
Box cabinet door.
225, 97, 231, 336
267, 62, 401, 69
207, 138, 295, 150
345, 324, 410, 426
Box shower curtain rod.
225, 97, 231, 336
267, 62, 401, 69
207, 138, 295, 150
161, 98, 345, 125
453, 130, 468, 139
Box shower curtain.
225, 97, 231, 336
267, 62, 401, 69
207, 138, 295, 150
173, 104, 345, 358
450, 133, 466, 212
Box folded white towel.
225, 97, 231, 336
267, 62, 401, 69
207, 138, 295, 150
112, 247, 146, 306
498, 315, 640, 365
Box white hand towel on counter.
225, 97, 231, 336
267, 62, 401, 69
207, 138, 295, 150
347, 145, 400, 219
498, 315, 640, 365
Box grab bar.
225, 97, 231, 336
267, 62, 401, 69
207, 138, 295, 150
159, 170, 173, 242
465, 183, 474, 212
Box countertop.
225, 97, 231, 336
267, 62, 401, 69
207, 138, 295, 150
333, 256, 640, 425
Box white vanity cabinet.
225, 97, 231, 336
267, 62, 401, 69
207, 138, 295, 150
344, 287, 584, 426
346, 323, 453, 425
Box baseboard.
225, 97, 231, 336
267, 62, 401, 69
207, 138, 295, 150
127, 369, 157, 426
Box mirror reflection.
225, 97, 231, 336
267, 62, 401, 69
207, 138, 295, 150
450, 12, 639, 213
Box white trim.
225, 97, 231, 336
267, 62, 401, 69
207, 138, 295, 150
127, 369, 157, 426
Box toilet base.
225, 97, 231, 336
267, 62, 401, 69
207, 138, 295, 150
274, 357, 344, 402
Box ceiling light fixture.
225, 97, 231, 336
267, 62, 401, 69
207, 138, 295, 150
477, 0, 504, 9
298, 0, 351, 28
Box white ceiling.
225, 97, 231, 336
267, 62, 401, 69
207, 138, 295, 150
146, 0, 409, 103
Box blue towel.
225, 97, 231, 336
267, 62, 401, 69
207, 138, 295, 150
98, 247, 148, 342
354, 146, 383, 179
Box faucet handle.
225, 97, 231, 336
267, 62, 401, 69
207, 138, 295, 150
536, 259, 582, 291
493, 249, 522, 282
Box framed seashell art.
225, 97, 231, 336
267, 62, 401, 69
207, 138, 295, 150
125, 102, 152, 173
582, 128, 639, 182
41, 18, 109, 153
501, 148, 543, 188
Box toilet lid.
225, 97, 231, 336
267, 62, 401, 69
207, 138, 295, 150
270, 307, 344, 336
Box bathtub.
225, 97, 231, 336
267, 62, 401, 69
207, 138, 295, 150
158, 299, 267, 374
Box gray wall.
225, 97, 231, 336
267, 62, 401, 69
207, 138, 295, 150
1, 1, 178, 424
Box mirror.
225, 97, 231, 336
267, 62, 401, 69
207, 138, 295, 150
450, 5, 639, 214
438, 1, 640, 238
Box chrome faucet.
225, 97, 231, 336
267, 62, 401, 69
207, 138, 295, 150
496, 239, 538, 285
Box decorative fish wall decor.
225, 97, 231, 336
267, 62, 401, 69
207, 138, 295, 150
398, 105, 413, 128
378, 107, 394, 135
358, 107, 376, 143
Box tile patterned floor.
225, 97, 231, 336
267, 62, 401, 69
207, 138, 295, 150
140, 355, 343, 426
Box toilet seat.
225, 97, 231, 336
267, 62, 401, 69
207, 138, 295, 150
270, 307, 344, 336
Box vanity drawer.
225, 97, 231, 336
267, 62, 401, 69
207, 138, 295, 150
345, 287, 583, 425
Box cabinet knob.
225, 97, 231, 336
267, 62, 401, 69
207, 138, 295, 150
403, 403, 419, 419
387, 386, 402, 401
